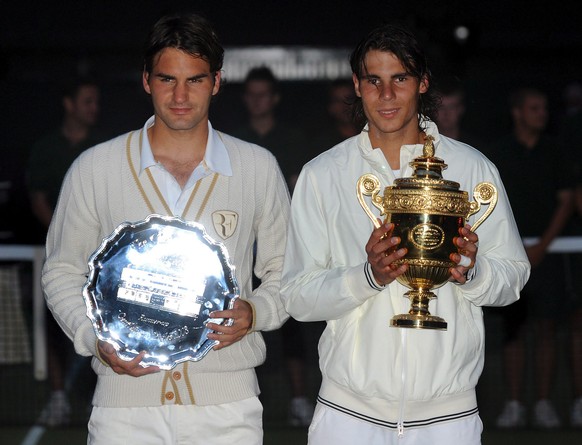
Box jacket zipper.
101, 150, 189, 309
397, 328, 408, 438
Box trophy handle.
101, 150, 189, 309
356, 174, 384, 229
467, 182, 498, 232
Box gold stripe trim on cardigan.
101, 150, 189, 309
182, 362, 196, 404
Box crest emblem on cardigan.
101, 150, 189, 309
212, 211, 239, 239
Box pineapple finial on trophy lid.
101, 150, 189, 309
423, 134, 436, 158
407, 134, 448, 181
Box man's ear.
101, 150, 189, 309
419, 75, 429, 94
142, 70, 151, 95
352, 73, 361, 98
212, 71, 222, 96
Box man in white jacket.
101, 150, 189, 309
42, 13, 289, 445
281, 24, 530, 444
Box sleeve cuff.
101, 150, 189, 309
94, 339, 110, 367
365, 261, 386, 291
466, 263, 478, 282
344, 263, 385, 305
246, 298, 257, 332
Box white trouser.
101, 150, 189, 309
308, 403, 483, 445
88, 397, 263, 445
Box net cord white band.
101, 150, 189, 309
0, 245, 46, 380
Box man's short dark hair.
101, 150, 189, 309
328, 78, 354, 94
143, 13, 224, 75
62, 77, 99, 100
509, 87, 546, 110
243, 66, 279, 93
327, 78, 356, 109
437, 77, 465, 100
349, 23, 439, 129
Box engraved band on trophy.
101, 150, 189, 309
83, 214, 239, 369
356, 135, 497, 330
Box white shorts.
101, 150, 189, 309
88, 397, 263, 445
308, 402, 483, 445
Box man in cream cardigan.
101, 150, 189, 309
42, 13, 290, 445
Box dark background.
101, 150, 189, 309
1, 0, 581, 213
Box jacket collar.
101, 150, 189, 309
357, 118, 442, 183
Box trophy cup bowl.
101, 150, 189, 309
356, 136, 497, 330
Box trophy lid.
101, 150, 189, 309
393, 135, 460, 191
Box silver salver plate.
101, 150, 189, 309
83, 214, 239, 369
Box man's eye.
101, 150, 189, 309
367, 78, 379, 85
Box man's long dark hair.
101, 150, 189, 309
349, 24, 440, 130
143, 13, 224, 76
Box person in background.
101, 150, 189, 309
434, 77, 485, 151
310, 78, 359, 155
490, 87, 574, 429
41, 13, 289, 444
557, 94, 582, 429
567, 157, 582, 429
232, 66, 315, 427
233, 66, 307, 191
29, 78, 102, 229
281, 23, 529, 444
562, 81, 582, 118
28, 76, 102, 427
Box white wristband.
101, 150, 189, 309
458, 254, 471, 268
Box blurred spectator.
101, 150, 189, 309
27, 76, 103, 426
562, 81, 582, 117
28, 78, 102, 227
434, 77, 486, 151
232, 66, 315, 427
558, 103, 582, 429
490, 87, 574, 429
232, 66, 307, 192
310, 78, 358, 156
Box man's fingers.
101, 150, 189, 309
98, 342, 160, 376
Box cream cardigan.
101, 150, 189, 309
43, 126, 290, 407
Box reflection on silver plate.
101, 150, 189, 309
83, 214, 239, 369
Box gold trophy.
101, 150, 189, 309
356, 136, 497, 330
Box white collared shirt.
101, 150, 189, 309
138, 116, 232, 216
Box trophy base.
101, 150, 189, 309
390, 314, 447, 330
